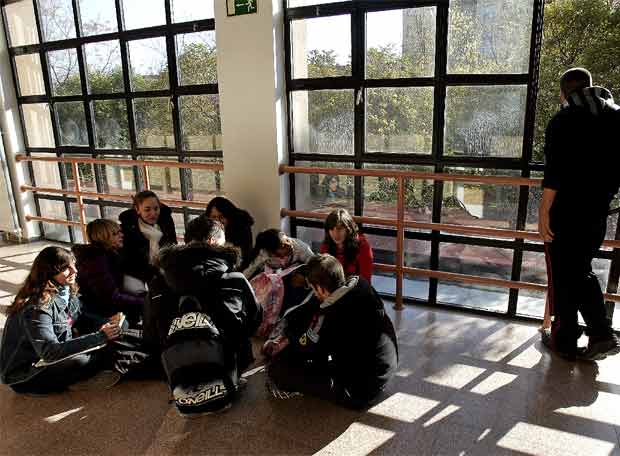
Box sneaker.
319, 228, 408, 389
577, 334, 620, 361
236, 377, 248, 392
541, 328, 576, 361
68, 370, 121, 392
265, 378, 302, 400
178, 402, 232, 419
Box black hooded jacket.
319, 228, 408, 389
543, 86, 620, 232
143, 242, 262, 371
278, 276, 398, 398
118, 204, 177, 282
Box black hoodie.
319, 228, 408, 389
543, 86, 620, 230
143, 242, 262, 371
118, 204, 177, 283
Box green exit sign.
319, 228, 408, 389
227, 0, 257, 16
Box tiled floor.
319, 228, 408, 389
1, 242, 620, 455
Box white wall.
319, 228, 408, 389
215, 0, 289, 236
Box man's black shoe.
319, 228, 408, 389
541, 328, 576, 361
577, 334, 620, 361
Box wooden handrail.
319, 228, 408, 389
279, 164, 542, 187
26, 215, 81, 227
21, 185, 210, 209
16, 154, 223, 171
280, 208, 620, 249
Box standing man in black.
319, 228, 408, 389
539, 67, 620, 361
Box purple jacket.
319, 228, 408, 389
72, 243, 145, 321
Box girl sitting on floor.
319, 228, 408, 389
206, 197, 255, 270
243, 229, 314, 337
321, 209, 373, 283
72, 219, 145, 325
119, 190, 177, 289
0, 247, 121, 395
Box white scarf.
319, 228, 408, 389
138, 218, 163, 263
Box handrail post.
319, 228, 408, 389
72, 162, 88, 241
143, 165, 150, 190
395, 176, 405, 310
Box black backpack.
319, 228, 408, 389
160, 295, 239, 417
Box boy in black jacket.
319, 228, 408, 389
265, 254, 398, 408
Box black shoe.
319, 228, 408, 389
541, 328, 576, 361
577, 334, 620, 361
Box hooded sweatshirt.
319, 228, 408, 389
143, 242, 262, 370
278, 276, 398, 398
543, 86, 620, 229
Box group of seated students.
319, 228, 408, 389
0, 190, 398, 415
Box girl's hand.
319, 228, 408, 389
100, 322, 121, 341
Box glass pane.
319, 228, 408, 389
288, 0, 349, 8
141, 157, 183, 200
102, 204, 129, 220
39, 199, 70, 242
4, 1, 39, 47
56, 102, 88, 146
22, 104, 55, 148
93, 100, 129, 149
173, 0, 214, 22
292, 90, 354, 155
85, 40, 124, 94
39, 0, 77, 42
128, 37, 169, 91
366, 8, 435, 79
180, 95, 221, 151
363, 164, 435, 224
70, 202, 100, 223
185, 158, 223, 202
177, 31, 217, 85
294, 161, 354, 214
31, 153, 61, 187
367, 87, 433, 154
65, 160, 97, 191
437, 280, 509, 313
172, 212, 185, 241
48, 48, 82, 96
123, 0, 166, 30
439, 243, 513, 280
134, 97, 174, 148
525, 171, 543, 232
444, 85, 527, 158
15, 54, 45, 96
447, 0, 533, 74
442, 168, 520, 230
79, 0, 118, 36
101, 155, 135, 194
291, 15, 351, 79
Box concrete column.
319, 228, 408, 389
214, 0, 289, 236
0, 15, 39, 239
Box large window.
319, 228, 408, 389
284, 0, 620, 321
3, 0, 220, 243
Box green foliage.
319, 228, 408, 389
534, 0, 620, 161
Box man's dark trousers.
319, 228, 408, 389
548, 218, 613, 354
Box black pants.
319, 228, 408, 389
11, 353, 103, 395
548, 222, 613, 353
268, 346, 393, 408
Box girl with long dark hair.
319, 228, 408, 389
0, 247, 121, 394
320, 209, 373, 282
206, 197, 254, 269
119, 190, 177, 285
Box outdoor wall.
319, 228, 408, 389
215, 0, 289, 235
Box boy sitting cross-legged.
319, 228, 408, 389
264, 254, 398, 408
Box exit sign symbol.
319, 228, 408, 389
227, 0, 257, 16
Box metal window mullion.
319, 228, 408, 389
352, 6, 364, 217
284, 2, 298, 237
427, 2, 449, 305
165, 0, 190, 224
